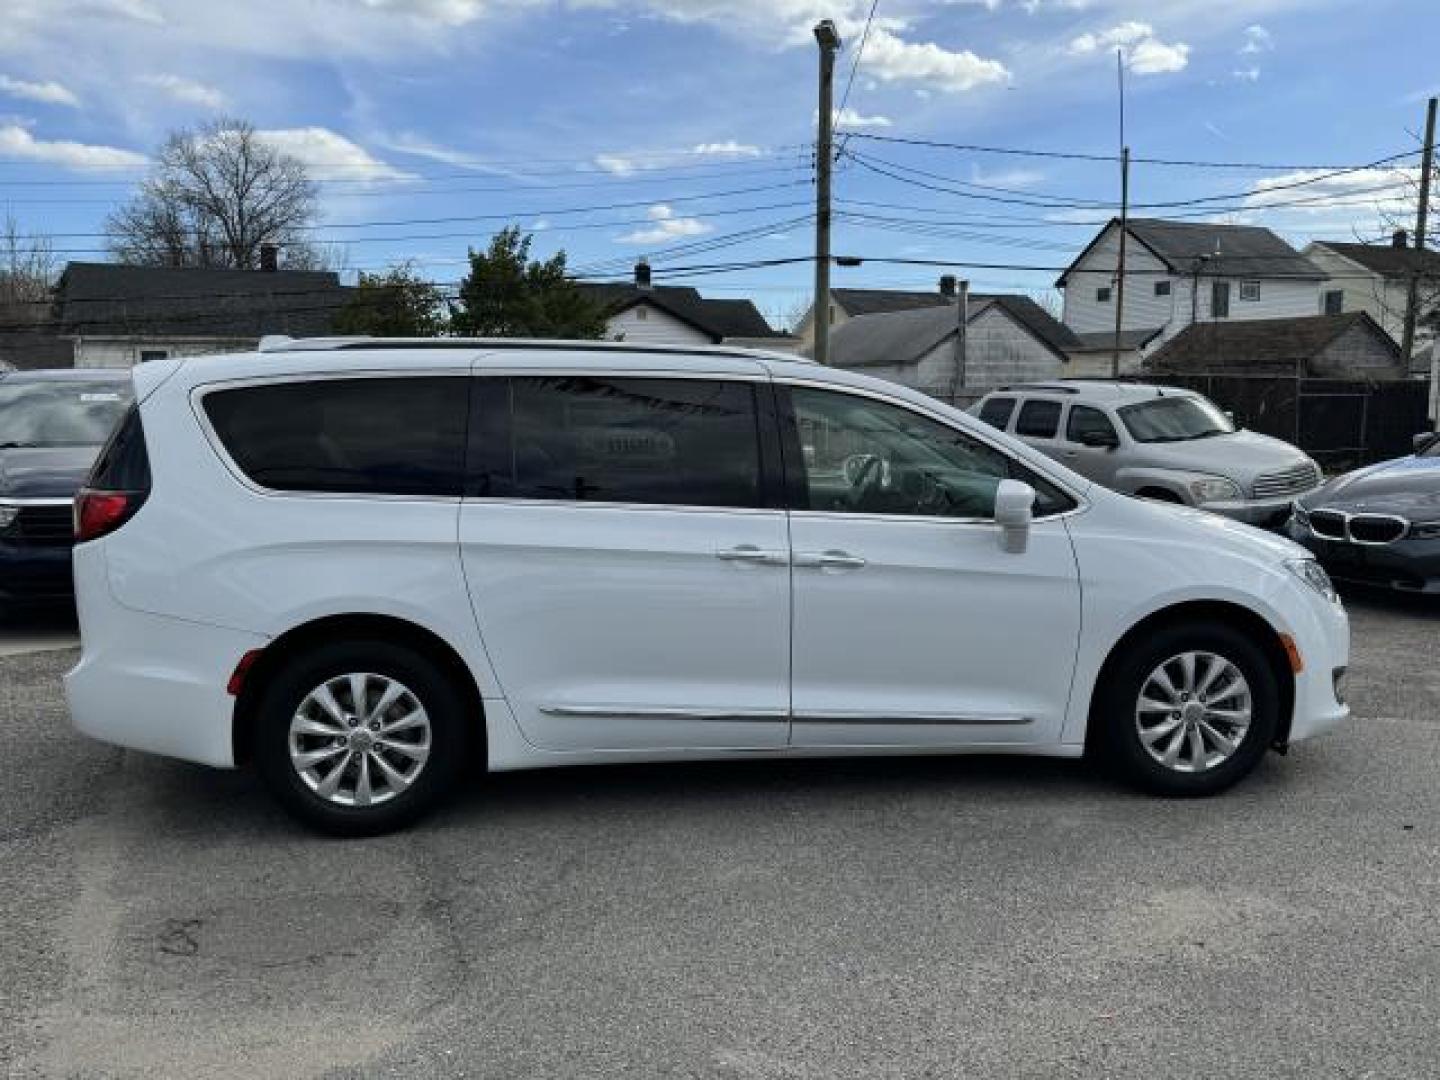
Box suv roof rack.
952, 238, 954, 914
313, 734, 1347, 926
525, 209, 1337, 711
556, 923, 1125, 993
256, 335, 815, 364
998, 383, 1080, 394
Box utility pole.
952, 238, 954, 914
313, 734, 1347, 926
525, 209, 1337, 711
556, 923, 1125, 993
1401, 96, 1436, 420
1112, 146, 1130, 379
811, 20, 842, 366
951, 278, 970, 404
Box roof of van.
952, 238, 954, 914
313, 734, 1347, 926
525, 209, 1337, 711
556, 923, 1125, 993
993, 380, 1195, 400
255, 335, 810, 366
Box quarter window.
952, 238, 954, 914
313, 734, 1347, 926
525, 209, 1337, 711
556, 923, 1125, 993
1015, 399, 1062, 439
203, 377, 468, 496
977, 396, 1017, 430
785, 387, 1073, 519
491, 376, 764, 509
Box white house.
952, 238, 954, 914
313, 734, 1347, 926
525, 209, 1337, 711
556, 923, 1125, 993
827, 293, 1079, 406
1303, 232, 1440, 352
1058, 218, 1327, 358
580, 268, 797, 350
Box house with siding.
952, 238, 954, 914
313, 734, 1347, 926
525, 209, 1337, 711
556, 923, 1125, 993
55, 259, 352, 368
827, 293, 1080, 405
1303, 232, 1440, 351
1058, 218, 1327, 362
1144, 312, 1404, 379
791, 278, 981, 354
580, 268, 795, 350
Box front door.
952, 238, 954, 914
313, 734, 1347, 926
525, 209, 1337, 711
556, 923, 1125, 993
459, 373, 791, 751
1058, 403, 1123, 487
780, 385, 1083, 747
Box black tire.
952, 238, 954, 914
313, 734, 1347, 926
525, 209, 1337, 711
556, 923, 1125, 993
254, 639, 470, 836
1092, 621, 1280, 796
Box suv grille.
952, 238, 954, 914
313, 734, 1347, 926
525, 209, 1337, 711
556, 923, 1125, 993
1, 503, 75, 547
1253, 463, 1320, 500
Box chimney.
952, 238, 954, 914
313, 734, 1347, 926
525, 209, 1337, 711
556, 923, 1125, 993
1393, 229, 1409, 249
259, 244, 279, 272
634, 259, 652, 291
939, 274, 957, 299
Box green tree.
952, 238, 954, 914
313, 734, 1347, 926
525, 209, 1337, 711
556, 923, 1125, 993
334, 264, 447, 336
452, 227, 605, 338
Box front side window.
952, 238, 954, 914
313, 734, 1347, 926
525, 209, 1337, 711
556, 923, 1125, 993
0, 379, 132, 449
786, 387, 1072, 519
1066, 404, 1119, 445
1118, 395, 1236, 443
1015, 399, 1062, 439
490, 376, 763, 509
203, 377, 468, 496
977, 396, 1017, 430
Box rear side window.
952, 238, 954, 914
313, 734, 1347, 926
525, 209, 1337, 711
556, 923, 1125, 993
203, 377, 468, 496
88, 402, 151, 492
1015, 399, 1062, 438
1066, 404, 1118, 444
977, 396, 1016, 430
486, 376, 763, 508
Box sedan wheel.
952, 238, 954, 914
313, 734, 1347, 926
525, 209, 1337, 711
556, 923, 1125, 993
1135, 652, 1252, 774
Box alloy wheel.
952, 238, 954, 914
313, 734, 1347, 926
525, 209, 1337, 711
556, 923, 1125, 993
1134, 651, 1253, 774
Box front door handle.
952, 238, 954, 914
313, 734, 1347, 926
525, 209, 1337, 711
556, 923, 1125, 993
716, 544, 788, 566
794, 549, 867, 570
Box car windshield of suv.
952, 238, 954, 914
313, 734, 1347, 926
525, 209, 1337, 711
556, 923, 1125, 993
1118, 396, 1235, 443
0, 380, 132, 448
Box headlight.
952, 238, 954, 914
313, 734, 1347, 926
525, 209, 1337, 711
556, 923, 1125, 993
1285, 557, 1340, 604
1411, 520, 1440, 539
1189, 476, 1243, 504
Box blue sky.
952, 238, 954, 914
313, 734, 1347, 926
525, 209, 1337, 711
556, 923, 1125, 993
0, 0, 1434, 326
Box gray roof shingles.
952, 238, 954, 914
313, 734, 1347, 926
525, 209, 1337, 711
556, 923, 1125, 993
1059, 217, 1326, 285
55, 262, 351, 338
829, 294, 1080, 369
579, 283, 783, 340
1145, 312, 1399, 375
1312, 241, 1440, 280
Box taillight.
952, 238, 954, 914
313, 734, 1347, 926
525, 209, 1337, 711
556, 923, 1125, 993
74, 487, 144, 542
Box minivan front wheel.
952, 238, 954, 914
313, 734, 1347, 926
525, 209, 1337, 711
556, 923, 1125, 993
255, 640, 468, 835
1094, 622, 1279, 795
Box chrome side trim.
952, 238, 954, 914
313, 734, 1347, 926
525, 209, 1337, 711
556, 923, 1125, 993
538, 704, 789, 722
793, 711, 1034, 726
0, 497, 75, 507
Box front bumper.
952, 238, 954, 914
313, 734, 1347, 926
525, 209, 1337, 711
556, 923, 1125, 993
1285, 520, 1440, 594
1204, 489, 1320, 528
0, 541, 75, 603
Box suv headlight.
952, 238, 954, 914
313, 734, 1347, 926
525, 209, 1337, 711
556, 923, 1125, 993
1189, 476, 1242, 504
1285, 557, 1340, 604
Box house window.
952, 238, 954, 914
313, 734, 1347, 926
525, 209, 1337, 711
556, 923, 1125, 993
139, 349, 168, 363
1096, 287, 1112, 303
1154, 280, 1171, 297
1239, 280, 1261, 302
1323, 289, 1344, 316
635, 307, 648, 321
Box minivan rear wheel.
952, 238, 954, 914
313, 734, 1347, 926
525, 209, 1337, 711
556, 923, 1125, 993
254, 639, 468, 835
1093, 621, 1279, 796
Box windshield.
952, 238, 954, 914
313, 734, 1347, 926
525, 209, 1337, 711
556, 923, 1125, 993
1118, 395, 1235, 443
0, 380, 133, 448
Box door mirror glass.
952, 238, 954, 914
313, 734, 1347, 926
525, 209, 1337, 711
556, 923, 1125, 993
993, 479, 1035, 553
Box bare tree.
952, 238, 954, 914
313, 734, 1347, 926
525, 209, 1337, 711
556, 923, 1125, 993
106, 118, 321, 270
0, 212, 57, 326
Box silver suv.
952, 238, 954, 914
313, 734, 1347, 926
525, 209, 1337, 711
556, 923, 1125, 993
974, 381, 1322, 526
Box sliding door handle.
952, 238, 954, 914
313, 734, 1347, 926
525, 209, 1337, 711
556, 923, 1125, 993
716, 545, 788, 565
794, 549, 867, 570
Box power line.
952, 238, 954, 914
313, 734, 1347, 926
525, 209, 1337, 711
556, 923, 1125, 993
835, 0, 881, 138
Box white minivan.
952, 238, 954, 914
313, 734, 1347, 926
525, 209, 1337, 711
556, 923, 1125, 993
66, 339, 1350, 834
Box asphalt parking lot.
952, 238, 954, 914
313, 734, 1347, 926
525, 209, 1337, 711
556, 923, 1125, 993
1, 591, 1437, 1079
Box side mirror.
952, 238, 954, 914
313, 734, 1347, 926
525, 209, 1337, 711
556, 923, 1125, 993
1413, 432, 1438, 454
994, 479, 1035, 554
1078, 429, 1119, 449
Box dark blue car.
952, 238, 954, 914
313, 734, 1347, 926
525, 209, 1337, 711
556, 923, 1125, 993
0, 369, 133, 608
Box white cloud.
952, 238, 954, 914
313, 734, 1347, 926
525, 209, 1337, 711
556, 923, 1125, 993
1244, 167, 1416, 214
595, 153, 636, 176
972, 165, 1045, 188
1232, 66, 1260, 82
1069, 21, 1189, 75
828, 107, 892, 129
139, 73, 227, 109
0, 75, 80, 107
617, 203, 713, 245
355, 0, 487, 25
256, 127, 413, 183
691, 140, 762, 157
0, 122, 145, 168
861, 27, 1010, 92
1239, 24, 1272, 54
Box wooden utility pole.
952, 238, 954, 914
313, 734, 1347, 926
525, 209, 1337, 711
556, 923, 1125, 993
951, 279, 970, 404
1112, 146, 1130, 379
811, 20, 841, 366
1401, 96, 1436, 419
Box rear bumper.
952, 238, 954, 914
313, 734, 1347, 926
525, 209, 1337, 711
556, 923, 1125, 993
64, 542, 263, 768
0, 541, 75, 602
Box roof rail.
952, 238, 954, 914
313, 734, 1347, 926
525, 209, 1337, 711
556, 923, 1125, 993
254, 335, 814, 364
998, 382, 1080, 394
